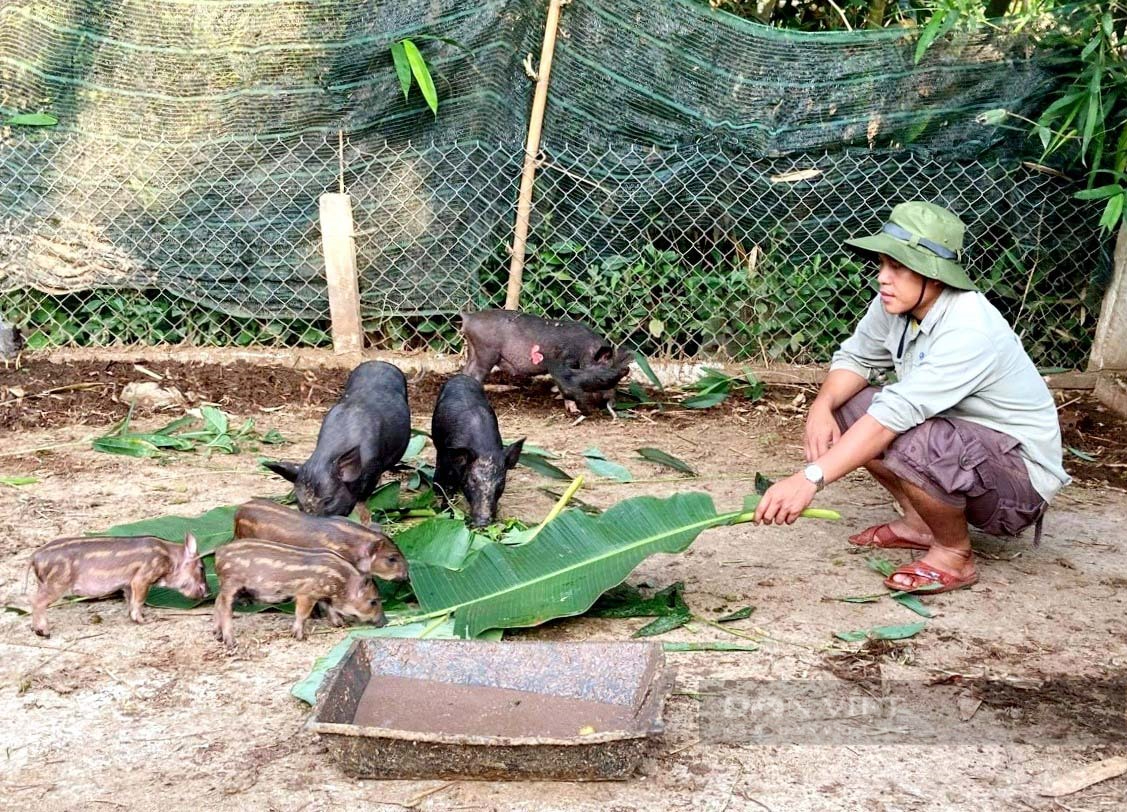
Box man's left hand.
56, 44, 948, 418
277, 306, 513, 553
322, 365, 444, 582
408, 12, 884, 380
754, 472, 818, 525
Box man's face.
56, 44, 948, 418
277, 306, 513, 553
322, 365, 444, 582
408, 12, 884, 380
876, 254, 930, 315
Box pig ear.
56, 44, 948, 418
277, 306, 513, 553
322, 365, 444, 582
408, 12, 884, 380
336, 447, 363, 483
447, 448, 472, 471
183, 532, 198, 558
503, 438, 525, 470
264, 460, 301, 483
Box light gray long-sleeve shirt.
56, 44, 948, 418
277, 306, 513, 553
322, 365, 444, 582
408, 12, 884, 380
829, 289, 1070, 503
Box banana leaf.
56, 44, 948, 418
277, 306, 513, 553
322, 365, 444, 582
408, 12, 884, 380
406, 492, 754, 639
101, 505, 237, 555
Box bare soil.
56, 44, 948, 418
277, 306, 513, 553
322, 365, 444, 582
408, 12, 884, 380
1, 357, 1125, 811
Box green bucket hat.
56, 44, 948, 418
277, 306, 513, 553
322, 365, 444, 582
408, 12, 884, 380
844, 201, 977, 292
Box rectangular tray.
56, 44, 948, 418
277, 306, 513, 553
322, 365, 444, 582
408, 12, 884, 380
306, 638, 672, 780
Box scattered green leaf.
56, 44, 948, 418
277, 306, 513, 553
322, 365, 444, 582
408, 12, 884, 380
583, 447, 633, 482
834, 622, 926, 642
7, 112, 58, 127
634, 612, 692, 638
519, 454, 573, 480
662, 641, 759, 652
636, 447, 696, 476
715, 605, 756, 623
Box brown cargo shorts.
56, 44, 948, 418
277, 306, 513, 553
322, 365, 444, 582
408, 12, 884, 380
834, 387, 1047, 537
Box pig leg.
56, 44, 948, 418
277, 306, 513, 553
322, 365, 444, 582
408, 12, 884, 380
127, 575, 151, 624
462, 344, 500, 381
292, 594, 316, 641
213, 587, 237, 649
323, 603, 346, 627
31, 578, 67, 638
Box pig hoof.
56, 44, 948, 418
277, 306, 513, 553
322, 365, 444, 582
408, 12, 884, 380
33, 627, 49, 638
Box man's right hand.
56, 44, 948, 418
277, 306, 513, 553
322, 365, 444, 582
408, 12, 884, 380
804, 403, 841, 462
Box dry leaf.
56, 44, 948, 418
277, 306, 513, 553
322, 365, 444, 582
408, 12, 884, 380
1039, 756, 1127, 798
769, 169, 822, 184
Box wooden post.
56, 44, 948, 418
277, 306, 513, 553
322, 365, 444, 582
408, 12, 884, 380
320, 192, 364, 356
1089, 219, 1127, 372
505, 0, 566, 311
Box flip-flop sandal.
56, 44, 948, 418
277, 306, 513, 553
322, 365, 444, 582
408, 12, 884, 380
883, 560, 979, 594
848, 523, 930, 552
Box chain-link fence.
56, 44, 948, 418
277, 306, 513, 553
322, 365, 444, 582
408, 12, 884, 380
0, 0, 1115, 369
0, 130, 1111, 368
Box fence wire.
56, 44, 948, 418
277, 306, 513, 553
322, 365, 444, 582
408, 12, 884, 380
0, 130, 1112, 369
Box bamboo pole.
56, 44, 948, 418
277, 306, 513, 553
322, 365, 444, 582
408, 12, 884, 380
320, 193, 364, 356
505, 0, 567, 310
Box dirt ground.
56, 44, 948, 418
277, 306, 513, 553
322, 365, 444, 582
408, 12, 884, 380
1, 357, 1125, 812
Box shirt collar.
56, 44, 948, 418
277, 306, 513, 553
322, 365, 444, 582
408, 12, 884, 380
917, 287, 958, 335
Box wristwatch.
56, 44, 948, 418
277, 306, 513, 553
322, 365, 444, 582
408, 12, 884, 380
802, 463, 825, 492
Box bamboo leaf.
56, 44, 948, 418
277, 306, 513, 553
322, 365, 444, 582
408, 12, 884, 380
834, 622, 926, 642
636, 447, 696, 475
0, 475, 38, 486
7, 112, 58, 126
634, 352, 664, 391
406, 492, 749, 638
583, 447, 633, 482
662, 641, 758, 652
402, 39, 438, 116
518, 443, 559, 459
680, 391, 728, 409
633, 612, 691, 637
1099, 194, 1124, 232
754, 472, 774, 494
715, 606, 755, 623
890, 592, 935, 618
1067, 446, 1099, 462
914, 8, 958, 65
1074, 184, 1123, 200
519, 454, 573, 480
390, 41, 412, 99
866, 555, 896, 578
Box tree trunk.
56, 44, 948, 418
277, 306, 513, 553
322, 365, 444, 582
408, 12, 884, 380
866, 0, 889, 29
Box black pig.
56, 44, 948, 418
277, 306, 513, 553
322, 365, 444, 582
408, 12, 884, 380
264, 361, 410, 516
460, 309, 632, 414
432, 375, 524, 527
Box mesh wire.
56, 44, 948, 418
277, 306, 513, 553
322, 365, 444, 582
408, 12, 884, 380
0, 0, 1113, 368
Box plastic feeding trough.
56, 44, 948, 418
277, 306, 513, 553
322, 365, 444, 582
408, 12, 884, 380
306, 638, 673, 780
